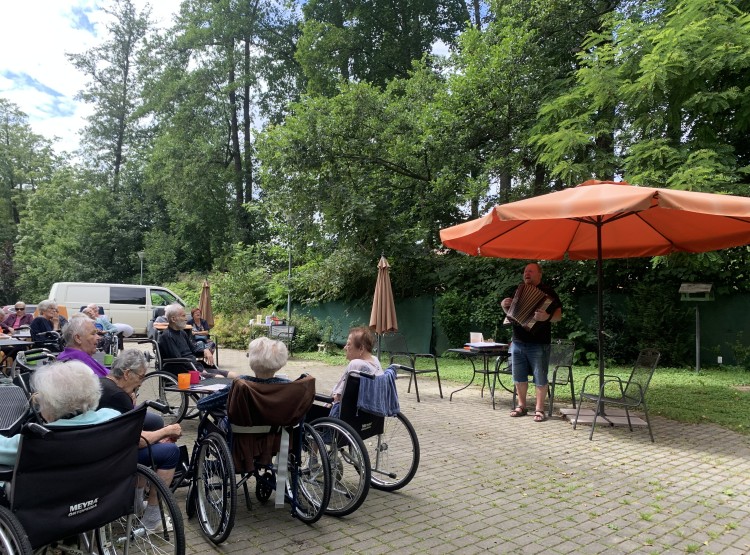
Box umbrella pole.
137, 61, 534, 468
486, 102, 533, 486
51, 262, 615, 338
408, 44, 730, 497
597, 221, 606, 417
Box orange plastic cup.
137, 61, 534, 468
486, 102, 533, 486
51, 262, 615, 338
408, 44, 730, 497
178, 373, 191, 389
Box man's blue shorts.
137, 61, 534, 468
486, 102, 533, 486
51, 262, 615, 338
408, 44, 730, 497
510, 340, 551, 387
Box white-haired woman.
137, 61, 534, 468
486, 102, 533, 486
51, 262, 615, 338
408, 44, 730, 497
196, 337, 290, 412
29, 300, 68, 348
57, 314, 109, 377
0, 361, 120, 466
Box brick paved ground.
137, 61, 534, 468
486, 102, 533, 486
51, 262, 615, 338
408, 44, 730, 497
165, 348, 750, 555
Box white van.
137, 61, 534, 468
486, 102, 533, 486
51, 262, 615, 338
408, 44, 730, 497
48, 282, 185, 335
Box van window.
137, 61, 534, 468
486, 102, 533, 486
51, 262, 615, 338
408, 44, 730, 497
151, 289, 181, 307
111, 286, 147, 305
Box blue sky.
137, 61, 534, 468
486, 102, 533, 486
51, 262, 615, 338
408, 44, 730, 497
0, 0, 180, 154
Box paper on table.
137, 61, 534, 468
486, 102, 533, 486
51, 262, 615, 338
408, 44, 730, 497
465, 342, 508, 349
190, 383, 228, 392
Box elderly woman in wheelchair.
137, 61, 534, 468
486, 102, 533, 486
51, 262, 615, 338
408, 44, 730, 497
169, 337, 331, 545
0, 360, 186, 555
99, 349, 183, 531
0, 360, 120, 465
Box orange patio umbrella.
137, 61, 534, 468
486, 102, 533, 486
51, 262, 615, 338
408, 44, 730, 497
440, 180, 750, 380
369, 256, 398, 353
198, 280, 214, 328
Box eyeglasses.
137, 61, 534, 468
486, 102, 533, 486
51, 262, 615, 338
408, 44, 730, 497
129, 369, 147, 381
15, 307, 24, 311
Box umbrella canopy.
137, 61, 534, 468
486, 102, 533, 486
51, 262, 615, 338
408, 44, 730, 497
198, 280, 214, 328
369, 256, 398, 335
440, 180, 750, 378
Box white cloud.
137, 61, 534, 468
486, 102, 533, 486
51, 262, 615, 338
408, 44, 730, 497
0, 0, 180, 155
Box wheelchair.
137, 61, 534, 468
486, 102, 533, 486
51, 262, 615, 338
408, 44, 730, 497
170, 374, 331, 545
32, 330, 65, 353
8, 348, 57, 396
310, 368, 420, 504
0, 391, 185, 555
133, 338, 202, 425
138, 334, 222, 425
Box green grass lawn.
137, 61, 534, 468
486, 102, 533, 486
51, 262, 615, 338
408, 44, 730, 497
298, 350, 750, 434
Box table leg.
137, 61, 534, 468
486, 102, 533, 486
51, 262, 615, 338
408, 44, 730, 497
449, 357, 478, 401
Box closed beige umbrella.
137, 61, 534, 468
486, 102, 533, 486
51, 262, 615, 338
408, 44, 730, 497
198, 280, 214, 328
369, 256, 398, 340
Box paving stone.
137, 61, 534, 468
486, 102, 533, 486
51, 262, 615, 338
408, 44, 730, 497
156, 347, 750, 555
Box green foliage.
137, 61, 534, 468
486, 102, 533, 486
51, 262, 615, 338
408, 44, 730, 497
290, 314, 323, 353
623, 281, 693, 366
533, 0, 750, 190
211, 311, 253, 350
298, 0, 468, 92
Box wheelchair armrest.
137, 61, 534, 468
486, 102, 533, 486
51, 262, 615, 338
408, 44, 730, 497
389, 352, 416, 367
314, 393, 334, 404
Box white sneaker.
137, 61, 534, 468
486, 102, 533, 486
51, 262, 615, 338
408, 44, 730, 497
144, 515, 173, 534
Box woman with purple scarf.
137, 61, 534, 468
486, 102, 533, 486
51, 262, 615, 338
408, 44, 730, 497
56, 314, 109, 377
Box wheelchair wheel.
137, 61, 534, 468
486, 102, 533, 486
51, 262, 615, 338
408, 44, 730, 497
194, 432, 236, 545
96, 464, 185, 555
366, 412, 420, 491
311, 417, 371, 517
139, 371, 187, 424
286, 423, 331, 524
0, 505, 32, 555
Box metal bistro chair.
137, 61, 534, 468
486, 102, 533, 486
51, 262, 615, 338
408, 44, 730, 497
547, 339, 576, 417
378, 332, 442, 403
574, 348, 661, 442
269, 324, 295, 356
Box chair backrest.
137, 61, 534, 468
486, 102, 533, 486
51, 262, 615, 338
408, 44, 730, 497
10, 407, 146, 549
226, 375, 315, 473
380, 332, 409, 354
339, 374, 385, 440
549, 339, 575, 368
269, 325, 295, 342
0, 385, 30, 437
623, 348, 660, 402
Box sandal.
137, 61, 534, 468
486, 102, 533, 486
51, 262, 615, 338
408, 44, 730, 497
533, 410, 547, 422
509, 406, 528, 417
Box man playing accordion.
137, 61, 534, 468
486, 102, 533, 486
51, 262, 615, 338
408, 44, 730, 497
501, 262, 562, 422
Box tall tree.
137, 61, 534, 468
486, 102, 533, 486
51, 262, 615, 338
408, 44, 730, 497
0, 100, 58, 300
296, 0, 470, 95
532, 0, 750, 191
68, 0, 153, 192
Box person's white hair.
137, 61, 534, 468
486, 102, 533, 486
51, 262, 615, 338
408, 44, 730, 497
31, 361, 102, 422
164, 303, 184, 322
248, 336, 288, 377
110, 349, 147, 379
37, 299, 58, 313
62, 314, 94, 346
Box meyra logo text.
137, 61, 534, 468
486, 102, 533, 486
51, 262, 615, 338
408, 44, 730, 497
69, 498, 99, 517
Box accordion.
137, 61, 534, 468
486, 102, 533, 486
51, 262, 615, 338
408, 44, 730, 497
503, 283, 553, 331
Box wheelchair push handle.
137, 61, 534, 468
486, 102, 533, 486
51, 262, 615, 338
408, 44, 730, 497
23, 422, 51, 438
138, 400, 170, 414
20, 349, 53, 362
